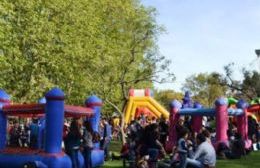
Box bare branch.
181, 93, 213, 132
104, 99, 122, 114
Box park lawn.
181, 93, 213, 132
102, 141, 260, 168
103, 160, 122, 168
217, 152, 260, 168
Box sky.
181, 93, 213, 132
141, 0, 260, 91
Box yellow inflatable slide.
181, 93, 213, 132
124, 89, 169, 124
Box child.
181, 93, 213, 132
177, 128, 189, 168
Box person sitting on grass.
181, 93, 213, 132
201, 129, 211, 144
186, 133, 216, 168
225, 133, 245, 159
177, 128, 189, 168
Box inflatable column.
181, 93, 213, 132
44, 88, 65, 153
236, 99, 248, 139
166, 100, 182, 152
192, 102, 203, 133
0, 90, 10, 150
236, 99, 252, 149
85, 95, 103, 149
85, 95, 102, 134
215, 98, 228, 146
85, 95, 104, 167
144, 88, 152, 96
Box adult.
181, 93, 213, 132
144, 124, 166, 157
100, 117, 112, 160
186, 133, 216, 168
29, 118, 39, 149
9, 120, 21, 147
142, 124, 166, 168
83, 121, 94, 168
64, 119, 82, 168
201, 129, 211, 144
248, 116, 258, 141
225, 133, 245, 159
176, 118, 185, 140
159, 116, 168, 147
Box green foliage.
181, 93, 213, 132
223, 63, 260, 100
241, 70, 260, 98
182, 73, 227, 107
0, 0, 173, 115
154, 89, 183, 110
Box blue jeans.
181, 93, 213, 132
83, 147, 92, 168
186, 158, 204, 168
178, 153, 187, 168
68, 149, 80, 168
148, 148, 159, 168
101, 138, 111, 159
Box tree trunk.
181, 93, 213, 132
120, 100, 128, 145
104, 98, 127, 144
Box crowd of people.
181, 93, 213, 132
121, 114, 260, 168
5, 113, 260, 168
7, 118, 41, 148
6, 117, 113, 168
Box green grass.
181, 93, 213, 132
102, 141, 260, 168
217, 152, 260, 168
103, 160, 122, 168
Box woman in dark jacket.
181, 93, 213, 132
64, 119, 82, 168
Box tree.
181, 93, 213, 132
154, 90, 183, 110
86, 1, 175, 115
0, 0, 175, 141
0, 0, 174, 108
223, 63, 260, 100
0, 0, 104, 102
182, 73, 227, 107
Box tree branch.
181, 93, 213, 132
104, 99, 122, 114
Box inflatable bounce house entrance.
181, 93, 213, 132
124, 89, 169, 124
0, 88, 104, 168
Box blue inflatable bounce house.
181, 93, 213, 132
0, 88, 104, 168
